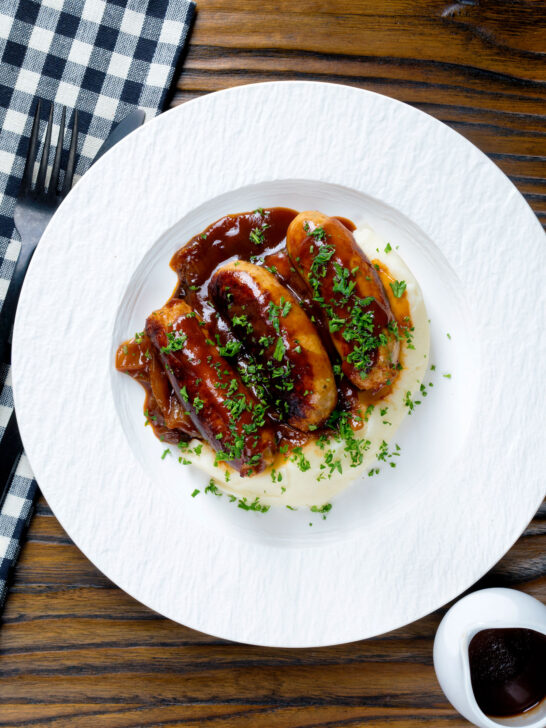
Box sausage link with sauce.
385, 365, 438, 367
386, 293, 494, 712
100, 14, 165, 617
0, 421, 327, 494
115, 335, 200, 440
146, 299, 277, 476
286, 211, 399, 392
210, 261, 337, 431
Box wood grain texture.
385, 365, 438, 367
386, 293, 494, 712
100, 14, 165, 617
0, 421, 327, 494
1, 1, 545, 725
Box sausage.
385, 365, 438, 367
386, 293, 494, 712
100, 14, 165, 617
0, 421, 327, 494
210, 261, 337, 431
286, 211, 399, 392
116, 335, 199, 438
146, 299, 277, 476
148, 350, 200, 436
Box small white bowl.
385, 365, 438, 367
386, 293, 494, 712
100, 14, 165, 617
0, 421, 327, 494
433, 588, 546, 728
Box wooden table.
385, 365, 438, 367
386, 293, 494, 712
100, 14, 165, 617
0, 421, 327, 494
1, 2, 544, 725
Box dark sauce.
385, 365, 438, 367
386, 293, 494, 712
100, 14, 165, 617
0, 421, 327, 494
116, 208, 410, 457
468, 628, 546, 718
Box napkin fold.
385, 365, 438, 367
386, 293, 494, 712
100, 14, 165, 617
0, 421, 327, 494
0, 0, 195, 609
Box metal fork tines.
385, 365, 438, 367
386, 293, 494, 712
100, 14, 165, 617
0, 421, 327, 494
0, 102, 79, 367
14, 101, 79, 241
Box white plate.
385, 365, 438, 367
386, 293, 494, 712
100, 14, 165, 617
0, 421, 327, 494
13, 82, 545, 647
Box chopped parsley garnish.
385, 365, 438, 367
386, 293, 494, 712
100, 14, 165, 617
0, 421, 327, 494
291, 447, 311, 472
310, 503, 332, 514
191, 489, 200, 497
324, 408, 370, 467
267, 297, 292, 335
268, 300, 282, 334
161, 448, 171, 460
304, 222, 328, 242
270, 469, 283, 483
384, 243, 392, 253
317, 450, 342, 480
161, 331, 187, 354
249, 223, 270, 246
231, 313, 253, 334
308, 243, 335, 297
193, 396, 204, 412
404, 390, 421, 414
332, 262, 356, 300
389, 280, 407, 298
237, 496, 270, 513
205, 479, 222, 496
180, 386, 189, 401
342, 297, 379, 372
218, 340, 242, 357
273, 337, 285, 361
134, 331, 144, 343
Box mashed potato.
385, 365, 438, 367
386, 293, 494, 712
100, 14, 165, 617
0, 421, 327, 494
178, 223, 429, 507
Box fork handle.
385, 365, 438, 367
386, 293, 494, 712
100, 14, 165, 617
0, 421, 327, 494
0, 243, 36, 366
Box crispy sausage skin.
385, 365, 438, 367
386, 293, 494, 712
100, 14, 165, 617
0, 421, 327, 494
286, 211, 399, 392
146, 299, 277, 476
210, 261, 337, 431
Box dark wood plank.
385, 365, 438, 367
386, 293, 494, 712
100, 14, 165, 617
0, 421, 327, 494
1, 1, 544, 726
0, 705, 472, 728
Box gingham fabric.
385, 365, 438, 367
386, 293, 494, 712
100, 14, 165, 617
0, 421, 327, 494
0, 0, 194, 609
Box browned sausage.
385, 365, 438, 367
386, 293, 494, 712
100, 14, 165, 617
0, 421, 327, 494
148, 351, 201, 435
116, 335, 199, 438
286, 211, 399, 392
210, 261, 337, 431
146, 299, 277, 476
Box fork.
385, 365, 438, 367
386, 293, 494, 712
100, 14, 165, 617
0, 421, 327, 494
0, 100, 78, 506
0, 103, 146, 511
0, 100, 78, 367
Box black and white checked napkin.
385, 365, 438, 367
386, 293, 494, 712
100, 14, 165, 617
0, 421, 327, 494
0, 0, 194, 609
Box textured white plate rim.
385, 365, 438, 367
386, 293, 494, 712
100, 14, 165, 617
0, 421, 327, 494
12, 81, 545, 647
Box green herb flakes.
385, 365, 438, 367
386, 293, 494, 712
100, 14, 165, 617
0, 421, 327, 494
161, 331, 187, 354
389, 280, 407, 298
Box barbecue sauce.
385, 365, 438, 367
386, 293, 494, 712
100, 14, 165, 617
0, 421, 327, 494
116, 208, 411, 454
468, 628, 546, 718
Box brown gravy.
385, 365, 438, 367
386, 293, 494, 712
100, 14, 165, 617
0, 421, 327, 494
116, 208, 411, 454
468, 628, 546, 718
